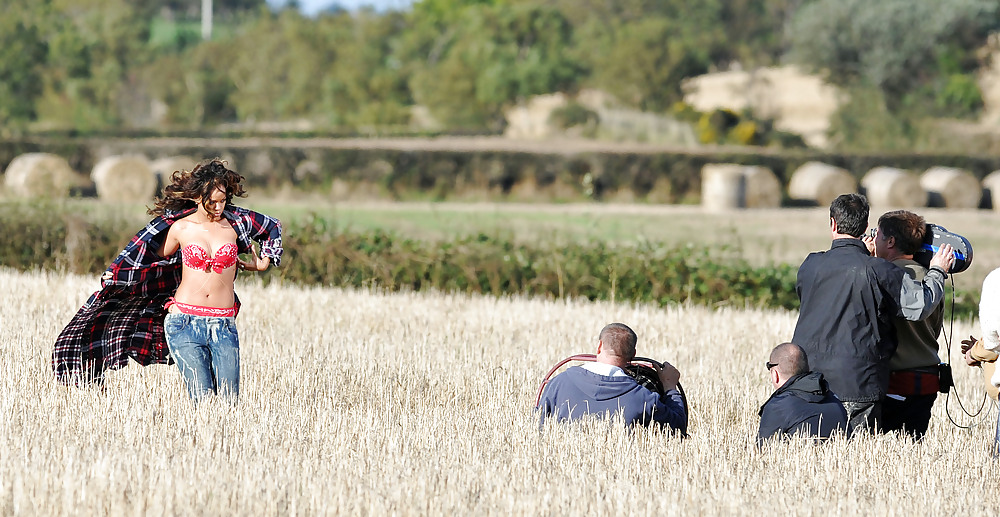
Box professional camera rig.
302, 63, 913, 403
914, 223, 973, 274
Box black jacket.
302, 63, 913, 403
792, 239, 946, 402
757, 372, 848, 444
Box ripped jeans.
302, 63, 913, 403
164, 313, 240, 402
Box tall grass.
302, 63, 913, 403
1, 269, 998, 515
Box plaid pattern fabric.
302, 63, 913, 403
52, 205, 282, 385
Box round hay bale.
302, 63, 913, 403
3, 153, 81, 198
860, 167, 925, 208
294, 159, 322, 183
920, 166, 981, 208
982, 171, 1000, 211
701, 164, 747, 211
151, 156, 198, 185
742, 166, 781, 208
91, 155, 156, 202
787, 161, 857, 206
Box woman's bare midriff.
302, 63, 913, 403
170, 267, 237, 312
169, 211, 240, 312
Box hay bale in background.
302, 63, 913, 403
702, 164, 746, 211
3, 153, 82, 198
920, 166, 981, 208
151, 156, 198, 187
91, 155, 156, 202
787, 161, 857, 206
743, 166, 781, 208
860, 167, 925, 208
701, 164, 780, 210
982, 171, 1000, 212
294, 160, 322, 184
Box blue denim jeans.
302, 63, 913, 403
164, 313, 240, 402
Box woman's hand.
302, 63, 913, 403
238, 244, 270, 272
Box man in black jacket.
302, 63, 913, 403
792, 193, 954, 434
758, 342, 847, 444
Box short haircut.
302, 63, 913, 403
770, 342, 809, 378
600, 323, 637, 361
830, 193, 869, 238
878, 210, 926, 255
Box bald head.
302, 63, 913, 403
599, 323, 637, 362
769, 342, 809, 378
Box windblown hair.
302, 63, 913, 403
878, 210, 926, 255
829, 193, 869, 238
148, 159, 246, 216
600, 323, 637, 361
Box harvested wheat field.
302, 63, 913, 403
2, 269, 999, 515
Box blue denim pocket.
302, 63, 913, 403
164, 313, 190, 333
223, 317, 238, 336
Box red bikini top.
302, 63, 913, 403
182, 243, 238, 273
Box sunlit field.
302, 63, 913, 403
2, 268, 999, 515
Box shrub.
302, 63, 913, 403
0, 203, 980, 318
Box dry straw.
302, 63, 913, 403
1, 269, 998, 515
984, 171, 1000, 213
788, 161, 857, 206
91, 155, 157, 202
2, 153, 81, 199
920, 166, 982, 209
702, 164, 781, 211
862, 167, 926, 208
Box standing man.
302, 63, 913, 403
871, 210, 944, 439
792, 194, 954, 434
538, 323, 687, 433
758, 342, 848, 444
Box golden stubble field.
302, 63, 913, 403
2, 268, 999, 516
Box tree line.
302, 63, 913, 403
2, 0, 999, 150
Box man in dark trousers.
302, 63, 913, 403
792, 193, 955, 434
537, 323, 687, 433
758, 342, 848, 444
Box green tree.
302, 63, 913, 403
320, 10, 414, 128
141, 41, 240, 126
409, 3, 582, 129
787, 0, 1000, 149
574, 15, 714, 111
0, 8, 48, 128
786, 0, 999, 102
33, 0, 153, 129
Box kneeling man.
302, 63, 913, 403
538, 323, 687, 432
758, 342, 848, 444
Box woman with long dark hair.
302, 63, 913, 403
53, 159, 282, 402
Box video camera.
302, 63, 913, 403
913, 224, 973, 274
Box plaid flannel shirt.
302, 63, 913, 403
52, 205, 282, 386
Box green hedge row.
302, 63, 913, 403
0, 202, 979, 318
6, 137, 1000, 204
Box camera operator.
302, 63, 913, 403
792, 194, 955, 435
866, 210, 944, 439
